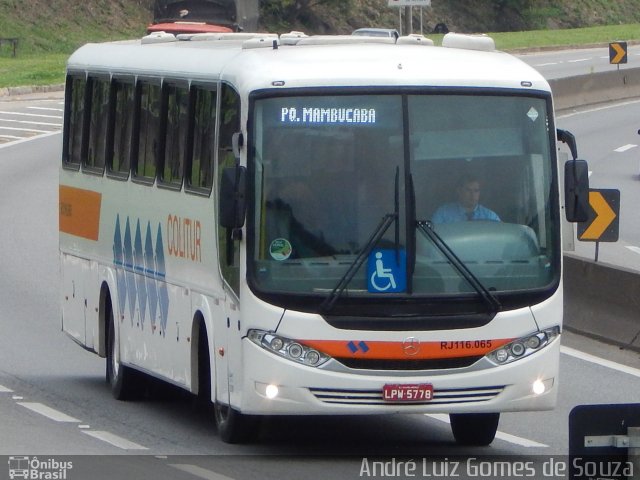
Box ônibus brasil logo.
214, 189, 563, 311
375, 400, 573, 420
8, 456, 73, 480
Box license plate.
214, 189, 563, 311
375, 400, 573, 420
382, 384, 434, 403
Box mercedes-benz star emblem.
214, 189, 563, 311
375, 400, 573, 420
402, 337, 421, 356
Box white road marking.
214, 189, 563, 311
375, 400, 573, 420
614, 144, 637, 153
568, 58, 590, 63
27, 106, 64, 112
17, 402, 80, 423
0, 384, 13, 393
557, 99, 640, 119
82, 430, 148, 450
626, 246, 640, 255
561, 346, 640, 379
0, 135, 22, 140
534, 62, 559, 67
0, 118, 61, 127
0, 125, 51, 133
78, 425, 91, 429
425, 414, 549, 448
169, 464, 236, 480
0, 110, 62, 119
0, 130, 60, 148
494, 431, 549, 448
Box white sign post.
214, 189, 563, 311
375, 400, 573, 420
388, 0, 431, 6
388, 0, 431, 35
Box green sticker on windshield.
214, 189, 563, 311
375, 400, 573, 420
269, 238, 292, 261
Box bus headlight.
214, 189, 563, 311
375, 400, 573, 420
247, 330, 330, 367
486, 326, 560, 366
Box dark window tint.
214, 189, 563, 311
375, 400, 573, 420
190, 87, 217, 191
110, 81, 135, 176
135, 83, 161, 181
85, 78, 110, 172
162, 85, 189, 186
217, 84, 241, 295
64, 76, 86, 167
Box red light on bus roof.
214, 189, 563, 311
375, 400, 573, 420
147, 22, 233, 35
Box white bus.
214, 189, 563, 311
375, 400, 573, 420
60, 31, 589, 446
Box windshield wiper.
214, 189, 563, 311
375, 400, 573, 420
416, 220, 501, 314
321, 168, 401, 313
320, 213, 397, 313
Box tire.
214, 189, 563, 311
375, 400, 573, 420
450, 412, 500, 446
105, 304, 142, 400
214, 401, 258, 444
195, 325, 214, 413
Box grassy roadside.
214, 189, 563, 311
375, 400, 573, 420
1, 24, 640, 89
490, 23, 640, 50
0, 54, 69, 89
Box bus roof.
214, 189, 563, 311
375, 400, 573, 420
66, 33, 550, 96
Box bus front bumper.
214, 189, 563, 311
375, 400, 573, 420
236, 337, 560, 416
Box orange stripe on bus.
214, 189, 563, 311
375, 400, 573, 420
59, 186, 102, 241
300, 339, 514, 360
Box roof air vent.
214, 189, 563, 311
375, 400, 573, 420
297, 35, 395, 46
141, 31, 177, 44
397, 34, 435, 46
280, 31, 308, 46
442, 33, 495, 52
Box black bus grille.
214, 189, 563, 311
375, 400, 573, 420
335, 356, 483, 371
310, 385, 504, 406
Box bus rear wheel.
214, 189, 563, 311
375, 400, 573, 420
106, 308, 141, 400
214, 401, 258, 444
449, 412, 500, 446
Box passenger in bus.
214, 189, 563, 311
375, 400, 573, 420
431, 174, 500, 224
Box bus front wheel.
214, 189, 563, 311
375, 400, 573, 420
214, 401, 258, 444
449, 412, 500, 446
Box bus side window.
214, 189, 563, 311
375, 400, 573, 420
108, 80, 135, 178
62, 75, 87, 169
217, 84, 241, 295
84, 77, 110, 174
187, 86, 217, 193
161, 83, 189, 187
133, 82, 161, 182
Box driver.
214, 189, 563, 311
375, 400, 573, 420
432, 174, 500, 224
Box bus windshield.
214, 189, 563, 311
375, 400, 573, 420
249, 92, 558, 309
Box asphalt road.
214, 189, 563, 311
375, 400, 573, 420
0, 110, 639, 480
519, 44, 640, 79
557, 99, 640, 269
0, 46, 639, 480
0, 93, 63, 145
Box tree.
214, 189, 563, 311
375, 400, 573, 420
260, 0, 350, 27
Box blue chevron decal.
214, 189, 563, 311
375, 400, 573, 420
113, 215, 170, 335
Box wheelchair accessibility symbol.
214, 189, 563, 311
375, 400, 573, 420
367, 249, 407, 293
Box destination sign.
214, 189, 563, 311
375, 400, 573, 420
280, 107, 377, 125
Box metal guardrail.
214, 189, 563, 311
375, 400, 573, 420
549, 67, 640, 111
563, 254, 640, 351
551, 67, 640, 352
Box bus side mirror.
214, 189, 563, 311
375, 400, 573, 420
564, 159, 590, 223
219, 166, 247, 230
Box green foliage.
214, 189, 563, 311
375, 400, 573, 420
0, 54, 68, 88
260, 0, 351, 30
3, 0, 640, 89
